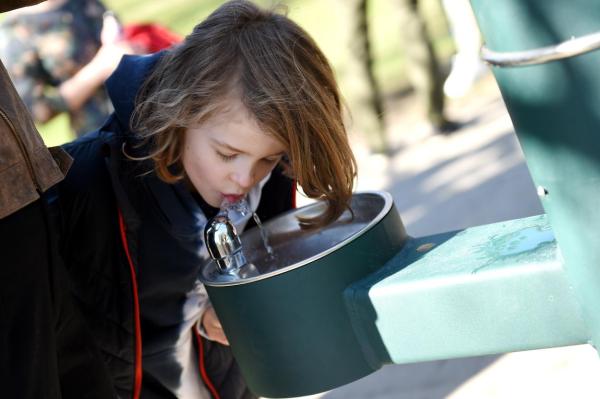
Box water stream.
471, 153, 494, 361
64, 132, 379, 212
252, 211, 274, 257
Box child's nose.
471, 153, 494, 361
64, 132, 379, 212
231, 167, 255, 189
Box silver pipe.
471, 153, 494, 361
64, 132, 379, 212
481, 31, 600, 67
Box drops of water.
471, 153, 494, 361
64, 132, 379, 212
219, 196, 275, 259
220, 197, 251, 216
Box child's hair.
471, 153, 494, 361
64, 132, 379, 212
131, 0, 357, 227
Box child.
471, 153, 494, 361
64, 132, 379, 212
57, 1, 357, 398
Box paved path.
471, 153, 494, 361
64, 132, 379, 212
290, 74, 600, 399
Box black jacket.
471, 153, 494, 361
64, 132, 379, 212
58, 52, 294, 398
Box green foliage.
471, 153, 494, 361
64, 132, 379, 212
38, 113, 73, 147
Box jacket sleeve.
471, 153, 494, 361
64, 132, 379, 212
195, 284, 212, 339
0, 1, 48, 13
57, 134, 138, 395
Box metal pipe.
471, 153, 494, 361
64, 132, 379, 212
481, 30, 600, 67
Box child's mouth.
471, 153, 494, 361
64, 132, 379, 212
223, 194, 244, 203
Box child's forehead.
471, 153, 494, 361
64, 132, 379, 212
192, 87, 281, 138
205, 95, 255, 124
189, 96, 267, 139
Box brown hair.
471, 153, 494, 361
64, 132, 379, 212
131, 0, 357, 227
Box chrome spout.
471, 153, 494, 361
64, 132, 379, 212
204, 214, 248, 274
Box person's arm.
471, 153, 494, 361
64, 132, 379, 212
60, 8, 135, 112
196, 284, 230, 346
7, 38, 129, 124
58, 39, 133, 112
2, 10, 135, 123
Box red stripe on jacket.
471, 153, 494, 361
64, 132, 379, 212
118, 209, 143, 399
193, 328, 221, 399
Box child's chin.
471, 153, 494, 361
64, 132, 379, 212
207, 195, 224, 208
197, 190, 221, 208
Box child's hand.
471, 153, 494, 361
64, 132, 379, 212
201, 306, 229, 346
92, 11, 141, 80
101, 11, 122, 46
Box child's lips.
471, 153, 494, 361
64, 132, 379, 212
223, 194, 244, 203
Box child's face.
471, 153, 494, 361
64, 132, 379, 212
182, 98, 286, 208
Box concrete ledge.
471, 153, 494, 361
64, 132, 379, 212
345, 214, 589, 367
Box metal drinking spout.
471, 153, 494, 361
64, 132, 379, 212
204, 214, 248, 274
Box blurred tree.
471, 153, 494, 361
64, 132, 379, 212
349, 0, 459, 153
349, 0, 387, 153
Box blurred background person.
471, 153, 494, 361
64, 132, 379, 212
349, 0, 460, 154
393, 0, 459, 133
349, 0, 388, 153
441, 0, 488, 98
0, 0, 136, 137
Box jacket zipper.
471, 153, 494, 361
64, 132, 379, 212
0, 108, 41, 191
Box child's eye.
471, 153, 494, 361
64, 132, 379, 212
263, 156, 281, 164
216, 151, 237, 162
